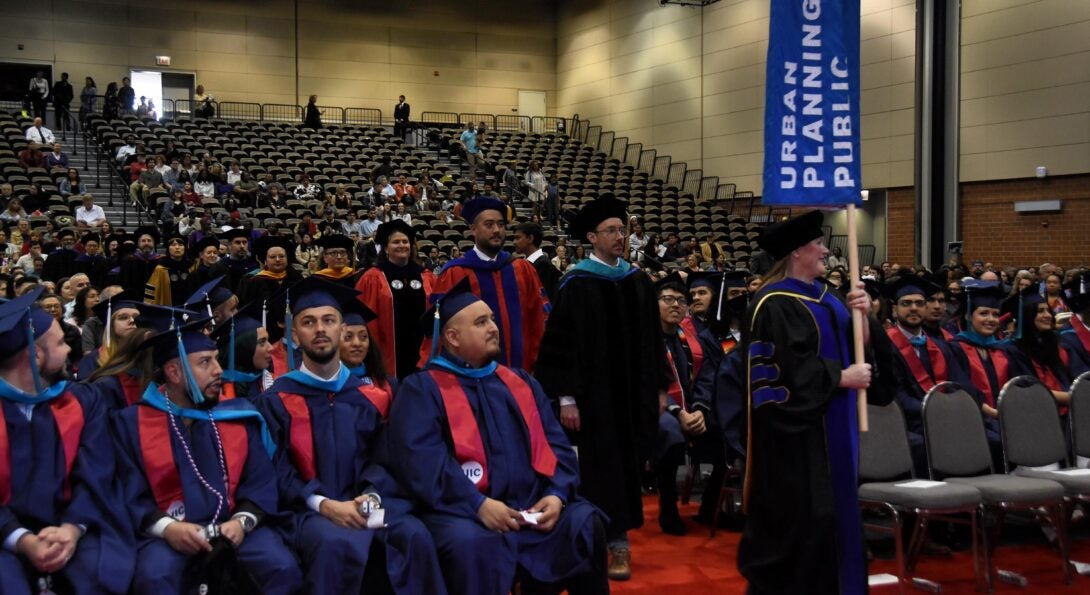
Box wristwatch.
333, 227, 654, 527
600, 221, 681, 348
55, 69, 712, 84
231, 513, 257, 534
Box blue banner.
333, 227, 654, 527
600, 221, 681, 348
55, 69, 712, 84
762, 0, 862, 207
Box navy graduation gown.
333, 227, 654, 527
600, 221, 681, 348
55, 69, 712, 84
1059, 317, 1090, 379
111, 399, 302, 595
388, 362, 605, 594
0, 384, 134, 594
739, 278, 869, 595
255, 372, 445, 595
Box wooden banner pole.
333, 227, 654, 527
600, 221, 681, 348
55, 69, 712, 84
846, 203, 868, 432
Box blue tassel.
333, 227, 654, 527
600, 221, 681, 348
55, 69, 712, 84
176, 327, 205, 405
25, 307, 42, 394
284, 291, 296, 371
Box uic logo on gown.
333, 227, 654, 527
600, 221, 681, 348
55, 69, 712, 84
391, 280, 404, 290
167, 500, 186, 521
410, 280, 422, 290
461, 461, 484, 484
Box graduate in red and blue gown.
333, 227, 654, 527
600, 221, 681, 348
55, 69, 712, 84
355, 219, 434, 379
883, 275, 972, 475
1003, 283, 1074, 417
0, 288, 134, 594
948, 280, 1010, 455
1059, 272, 1090, 379
212, 303, 275, 403
254, 277, 446, 595
738, 211, 883, 595
88, 303, 198, 412
388, 278, 609, 595
111, 315, 303, 594
421, 196, 549, 371
652, 273, 716, 536
74, 289, 144, 380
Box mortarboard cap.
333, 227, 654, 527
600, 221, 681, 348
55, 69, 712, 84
461, 196, 508, 224
1064, 272, 1090, 312
140, 315, 217, 368
56, 228, 75, 240
654, 272, 686, 293
271, 276, 361, 318
420, 277, 481, 339
185, 275, 234, 313
80, 232, 101, 245
961, 279, 1005, 314
191, 235, 221, 256
165, 231, 186, 246
134, 303, 198, 333
375, 219, 416, 248
0, 287, 54, 361
570, 194, 627, 240
316, 233, 354, 253
342, 299, 378, 327
883, 275, 941, 302
90, 288, 143, 323
134, 225, 160, 245
758, 210, 825, 261
862, 277, 881, 300
220, 227, 250, 242
686, 271, 721, 291
1002, 282, 1048, 340
253, 235, 294, 262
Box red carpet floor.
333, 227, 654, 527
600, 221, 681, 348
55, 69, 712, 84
610, 497, 1090, 594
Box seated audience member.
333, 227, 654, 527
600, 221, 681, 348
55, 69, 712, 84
44, 142, 69, 169
388, 279, 608, 595
949, 280, 1009, 459
883, 276, 970, 474
1004, 283, 1074, 413
0, 288, 134, 593
112, 316, 304, 593
255, 278, 447, 594
17, 142, 45, 170
1060, 271, 1090, 378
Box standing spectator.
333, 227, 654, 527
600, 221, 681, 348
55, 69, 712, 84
52, 72, 74, 135
102, 81, 119, 119
117, 76, 135, 114
545, 174, 560, 226
25, 117, 55, 145
44, 142, 69, 170
459, 121, 481, 183
58, 167, 86, 198
393, 94, 410, 138
27, 70, 49, 119
525, 160, 547, 221
304, 94, 322, 129
79, 76, 97, 121
17, 142, 44, 170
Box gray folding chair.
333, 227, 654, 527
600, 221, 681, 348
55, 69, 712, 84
1070, 372, 1090, 464
858, 402, 981, 593
922, 381, 1071, 589
999, 375, 1090, 576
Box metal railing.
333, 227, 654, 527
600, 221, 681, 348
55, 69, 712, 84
459, 113, 495, 130
346, 108, 382, 127
495, 115, 530, 133
530, 116, 567, 135
218, 101, 261, 121
419, 111, 460, 126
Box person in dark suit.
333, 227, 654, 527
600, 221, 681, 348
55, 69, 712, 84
514, 221, 561, 303
393, 94, 410, 138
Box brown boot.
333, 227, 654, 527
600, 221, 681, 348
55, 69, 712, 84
607, 547, 632, 581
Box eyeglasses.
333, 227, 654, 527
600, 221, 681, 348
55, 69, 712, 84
325, 249, 348, 257
897, 299, 927, 308
593, 227, 626, 237
659, 295, 688, 306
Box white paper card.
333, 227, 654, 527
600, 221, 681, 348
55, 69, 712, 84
895, 480, 946, 489
868, 573, 899, 586
366, 509, 386, 529
520, 511, 543, 525
1055, 468, 1090, 476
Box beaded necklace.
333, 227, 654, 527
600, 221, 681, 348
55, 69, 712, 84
165, 398, 229, 521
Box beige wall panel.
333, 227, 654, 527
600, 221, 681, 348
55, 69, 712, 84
862, 0, 894, 15
703, 108, 762, 138
960, 126, 989, 155
983, 114, 1090, 153
610, 70, 654, 95
475, 52, 555, 74
654, 139, 701, 164
960, 53, 1090, 100
652, 118, 702, 146
861, 11, 893, 41
959, 154, 988, 181
889, 108, 914, 136
651, 56, 701, 86
888, 135, 914, 162
862, 162, 891, 189
983, 144, 1090, 180
962, 0, 1089, 45
653, 77, 702, 106
558, 43, 609, 73
704, 130, 762, 157
609, 109, 654, 133
862, 137, 891, 165
702, 85, 762, 118
861, 61, 892, 91
860, 36, 892, 66
651, 98, 700, 126
861, 113, 892, 141
961, 21, 1090, 73
962, 0, 1028, 18
704, 0, 768, 33
962, 83, 1090, 127
702, 64, 764, 95
889, 159, 913, 188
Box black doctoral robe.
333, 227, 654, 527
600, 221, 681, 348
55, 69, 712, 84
42, 247, 80, 282
208, 255, 259, 296
534, 265, 668, 535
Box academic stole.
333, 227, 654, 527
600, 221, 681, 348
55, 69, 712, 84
427, 366, 557, 494
956, 342, 1009, 408
276, 383, 392, 481
0, 393, 84, 504
136, 406, 248, 516
887, 330, 948, 392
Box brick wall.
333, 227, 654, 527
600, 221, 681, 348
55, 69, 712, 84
882, 174, 1090, 269
960, 174, 1090, 269
886, 187, 917, 266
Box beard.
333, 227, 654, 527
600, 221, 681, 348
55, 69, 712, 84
302, 342, 338, 364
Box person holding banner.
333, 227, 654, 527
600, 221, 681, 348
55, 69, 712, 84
739, 210, 879, 595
